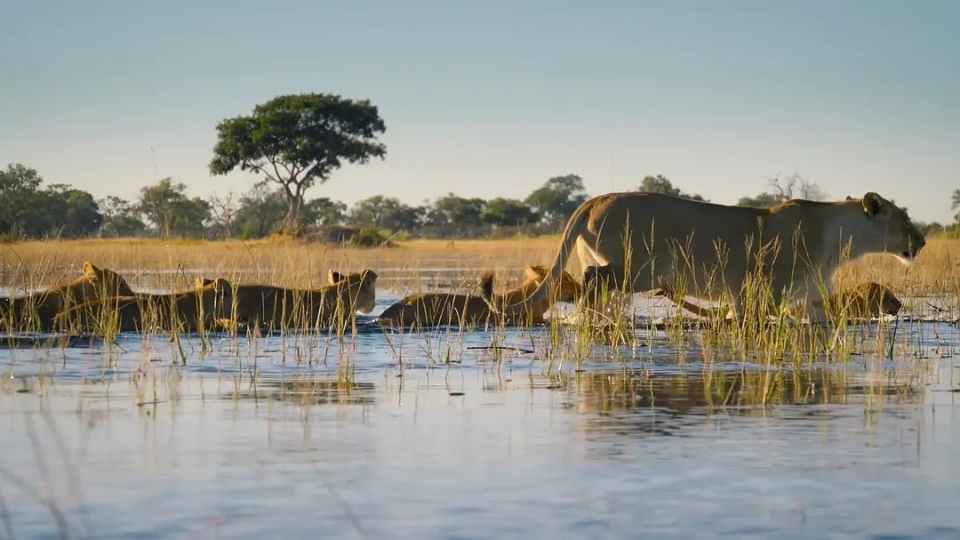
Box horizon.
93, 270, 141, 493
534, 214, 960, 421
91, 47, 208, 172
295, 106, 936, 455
2, 1, 958, 223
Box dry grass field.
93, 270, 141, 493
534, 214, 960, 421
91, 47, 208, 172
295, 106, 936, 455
2, 235, 959, 298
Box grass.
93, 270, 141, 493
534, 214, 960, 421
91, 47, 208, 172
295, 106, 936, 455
1, 234, 958, 373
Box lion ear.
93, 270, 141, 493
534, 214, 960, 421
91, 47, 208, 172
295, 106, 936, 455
82, 262, 98, 276
523, 265, 547, 281
328, 270, 344, 284
862, 192, 883, 217
845, 196, 855, 201
195, 277, 213, 288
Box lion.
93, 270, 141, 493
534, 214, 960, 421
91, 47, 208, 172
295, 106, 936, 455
0, 262, 136, 331
497, 191, 925, 324
54, 278, 236, 334
195, 269, 378, 331
651, 281, 902, 323
376, 264, 581, 328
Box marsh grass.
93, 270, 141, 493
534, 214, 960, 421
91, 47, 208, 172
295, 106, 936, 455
1, 235, 958, 382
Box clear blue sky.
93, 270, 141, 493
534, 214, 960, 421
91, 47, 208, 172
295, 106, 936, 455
2, 0, 958, 223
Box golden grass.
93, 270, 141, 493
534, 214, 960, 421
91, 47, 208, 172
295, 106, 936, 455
1, 235, 957, 366
4, 235, 960, 293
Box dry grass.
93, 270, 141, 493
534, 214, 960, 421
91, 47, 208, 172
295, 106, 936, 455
1, 235, 958, 366
3, 235, 960, 293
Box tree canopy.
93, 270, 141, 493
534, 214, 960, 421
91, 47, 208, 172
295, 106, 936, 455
2, 162, 952, 242
209, 93, 387, 231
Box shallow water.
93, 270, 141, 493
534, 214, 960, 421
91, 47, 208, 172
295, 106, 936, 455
2, 287, 960, 539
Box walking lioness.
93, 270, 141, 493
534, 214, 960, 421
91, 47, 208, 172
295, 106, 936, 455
499, 191, 925, 323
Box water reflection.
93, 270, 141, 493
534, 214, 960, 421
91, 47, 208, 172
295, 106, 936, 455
226, 376, 377, 406
556, 366, 922, 438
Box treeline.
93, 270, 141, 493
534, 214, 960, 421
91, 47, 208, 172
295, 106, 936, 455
0, 163, 951, 242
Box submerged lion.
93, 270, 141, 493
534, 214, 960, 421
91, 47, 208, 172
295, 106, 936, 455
196, 269, 378, 331
54, 278, 236, 334
652, 281, 903, 323
497, 191, 925, 324
0, 262, 136, 332
376, 264, 581, 328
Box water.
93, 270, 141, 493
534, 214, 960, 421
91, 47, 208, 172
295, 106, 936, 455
2, 286, 960, 539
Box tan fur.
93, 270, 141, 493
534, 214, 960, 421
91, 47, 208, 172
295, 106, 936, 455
501, 191, 926, 323
377, 265, 581, 328
54, 278, 235, 333
655, 281, 902, 322
0, 262, 136, 331
196, 269, 378, 330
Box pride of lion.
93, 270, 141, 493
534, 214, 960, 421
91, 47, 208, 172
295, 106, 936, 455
0, 191, 926, 335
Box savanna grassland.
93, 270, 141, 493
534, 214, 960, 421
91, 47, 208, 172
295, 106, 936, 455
4, 235, 960, 297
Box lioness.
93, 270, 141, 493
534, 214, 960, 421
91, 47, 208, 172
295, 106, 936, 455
54, 278, 236, 333
498, 191, 925, 323
0, 262, 136, 331
376, 265, 581, 328
196, 269, 378, 331
652, 281, 902, 322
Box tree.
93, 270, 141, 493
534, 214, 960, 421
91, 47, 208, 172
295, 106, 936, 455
737, 192, 781, 208
232, 180, 287, 238
637, 174, 706, 201
99, 196, 147, 237
42, 184, 103, 238
481, 198, 538, 228
0, 163, 44, 237
209, 93, 388, 232
768, 172, 827, 201
431, 194, 487, 238
525, 174, 589, 232
138, 178, 210, 238
302, 197, 347, 227
952, 189, 960, 224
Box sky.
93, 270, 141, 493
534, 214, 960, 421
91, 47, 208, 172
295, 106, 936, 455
1, 0, 958, 223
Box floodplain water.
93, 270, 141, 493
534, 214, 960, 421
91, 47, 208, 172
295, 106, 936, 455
2, 276, 960, 539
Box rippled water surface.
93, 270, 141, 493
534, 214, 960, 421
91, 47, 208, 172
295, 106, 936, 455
3, 285, 960, 539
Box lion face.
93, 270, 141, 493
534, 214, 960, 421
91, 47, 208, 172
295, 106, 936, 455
328, 268, 378, 314
858, 192, 926, 264
522, 265, 581, 303
67, 262, 136, 300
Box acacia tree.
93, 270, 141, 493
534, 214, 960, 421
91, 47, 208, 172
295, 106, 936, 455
208, 93, 387, 232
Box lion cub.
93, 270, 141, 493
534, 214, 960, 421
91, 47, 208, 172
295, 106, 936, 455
377, 265, 581, 328
197, 269, 378, 331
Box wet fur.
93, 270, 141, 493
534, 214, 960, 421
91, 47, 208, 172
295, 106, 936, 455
54, 278, 236, 333
377, 265, 581, 328
197, 269, 378, 330
0, 262, 136, 331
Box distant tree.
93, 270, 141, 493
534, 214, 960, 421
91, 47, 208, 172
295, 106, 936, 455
208, 191, 238, 238
637, 174, 707, 201
209, 93, 387, 232
525, 174, 589, 232
431, 194, 487, 238
952, 189, 960, 224
233, 180, 287, 238
737, 192, 781, 208
99, 196, 147, 237
302, 197, 347, 227
41, 184, 103, 238
138, 178, 210, 238
0, 163, 44, 237
481, 198, 538, 228
768, 172, 827, 201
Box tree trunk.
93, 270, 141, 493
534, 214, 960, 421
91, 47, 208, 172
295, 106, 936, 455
281, 194, 303, 234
